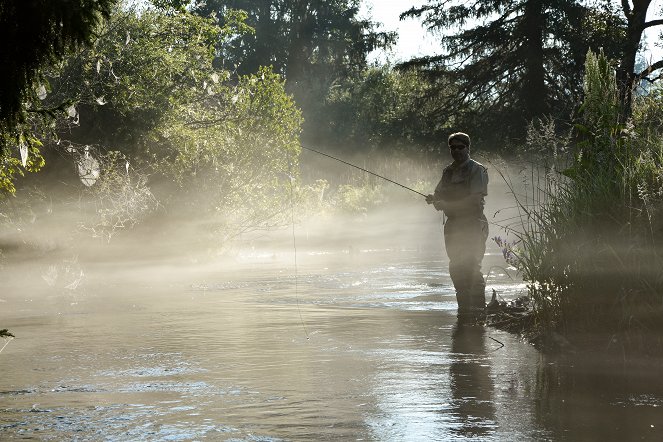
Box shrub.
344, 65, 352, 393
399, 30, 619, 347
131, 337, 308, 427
499, 50, 663, 348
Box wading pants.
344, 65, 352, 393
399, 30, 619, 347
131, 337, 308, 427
444, 215, 489, 313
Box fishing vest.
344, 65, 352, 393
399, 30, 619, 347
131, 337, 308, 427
434, 159, 488, 215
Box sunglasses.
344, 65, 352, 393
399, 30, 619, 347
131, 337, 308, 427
449, 144, 467, 150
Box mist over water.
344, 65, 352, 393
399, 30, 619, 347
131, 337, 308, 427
1, 155, 662, 440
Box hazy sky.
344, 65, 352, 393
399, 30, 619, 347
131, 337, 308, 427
359, 0, 441, 63
643, 0, 663, 62
360, 0, 663, 64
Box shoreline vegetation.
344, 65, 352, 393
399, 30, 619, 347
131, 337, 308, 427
486, 52, 663, 358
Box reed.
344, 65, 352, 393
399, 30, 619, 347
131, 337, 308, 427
496, 50, 663, 351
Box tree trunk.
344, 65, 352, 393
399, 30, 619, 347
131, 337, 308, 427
286, 0, 314, 84
618, 0, 651, 123
254, 0, 274, 69
522, 0, 547, 121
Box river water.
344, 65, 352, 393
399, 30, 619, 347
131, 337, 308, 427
1, 210, 663, 441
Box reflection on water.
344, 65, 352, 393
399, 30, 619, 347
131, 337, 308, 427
449, 323, 495, 438
536, 355, 663, 441
1, 248, 662, 441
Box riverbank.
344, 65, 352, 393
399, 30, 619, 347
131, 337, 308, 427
485, 295, 663, 364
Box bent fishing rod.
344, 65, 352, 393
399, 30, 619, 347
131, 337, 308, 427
301, 145, 427, 198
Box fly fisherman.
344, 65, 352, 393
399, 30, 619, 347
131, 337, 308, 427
426, 132, 489, 318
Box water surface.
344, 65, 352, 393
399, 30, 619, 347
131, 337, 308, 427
1, 243, 662, 441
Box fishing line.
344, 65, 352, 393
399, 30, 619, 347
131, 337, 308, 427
288, 164, 310, 340
300, 145, 518, 333
0, 336, 13, 355
488, 336, 505, 351
301, 145, 427, 198
302, 146, 511, 234
302, 146, 494, 220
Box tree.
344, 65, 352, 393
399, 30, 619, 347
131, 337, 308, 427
48, 9, 235, 151
0, 0, 116, 340
192, 0, 395, 138
0, 0, 116, 194
43, 8, 303, 240
322, 66, 456, 151
195, 0, 393, 80
400, 0, 626, 141
616, 0, 663, 122
0, 0, 115, 127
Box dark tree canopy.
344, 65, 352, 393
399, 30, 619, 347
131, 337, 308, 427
400, 0, 626, 139
192, 0, 395, 141
194, 0, 395, 84
0, 0, 116, 126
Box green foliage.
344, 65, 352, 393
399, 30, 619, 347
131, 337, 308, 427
0, 134, 46, 194
149, 66, 302, 213
0, 6, 303, 245
632, 85, 663, 137
332, 184, 385, 214
525, 116, 571, 157
400, 0, 627, 140
0, 0, 117, 194
49, 8, 230, 150
298, 152, 436, 217
501, 50, 663, 345
149, 0, 189, 12
581, 50, 620, 134
62, 9, 303, 240
196, 0, 395, 80
630, 86, 663, 231
579, 3, 627, 63
0, 0, 115, 127
194, 0, 396, 143
321, 66, 451, 151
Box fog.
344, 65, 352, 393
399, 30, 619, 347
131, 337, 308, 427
3, 151, 662, 440
0, 149, 524, 302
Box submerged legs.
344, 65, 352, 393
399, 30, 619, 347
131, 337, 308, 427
444, 217, 489, 316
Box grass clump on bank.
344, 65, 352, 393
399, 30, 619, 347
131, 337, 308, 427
498, 50, 663, 355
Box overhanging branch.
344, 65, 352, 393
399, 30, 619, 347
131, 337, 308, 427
636, 59, 663, 81
643, 18, 663, 29
640, 74, 662, 83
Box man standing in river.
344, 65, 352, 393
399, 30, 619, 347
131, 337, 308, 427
426, 132, 489, 318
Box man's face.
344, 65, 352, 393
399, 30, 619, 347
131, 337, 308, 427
449, 141, 469, 162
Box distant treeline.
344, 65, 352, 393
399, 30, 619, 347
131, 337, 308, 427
1, 0, 662, 189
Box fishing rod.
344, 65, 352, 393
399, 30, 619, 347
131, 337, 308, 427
301, 145, 428, 198
301, 145, 518, 232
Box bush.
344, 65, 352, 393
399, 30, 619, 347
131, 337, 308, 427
499, 50, 663, 349
2, 8, 304, 248
78, 151, 158, 242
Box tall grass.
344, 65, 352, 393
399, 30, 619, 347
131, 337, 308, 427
502, 50, 663, 349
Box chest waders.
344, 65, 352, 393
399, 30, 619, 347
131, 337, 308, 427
439, 162, 489, 316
